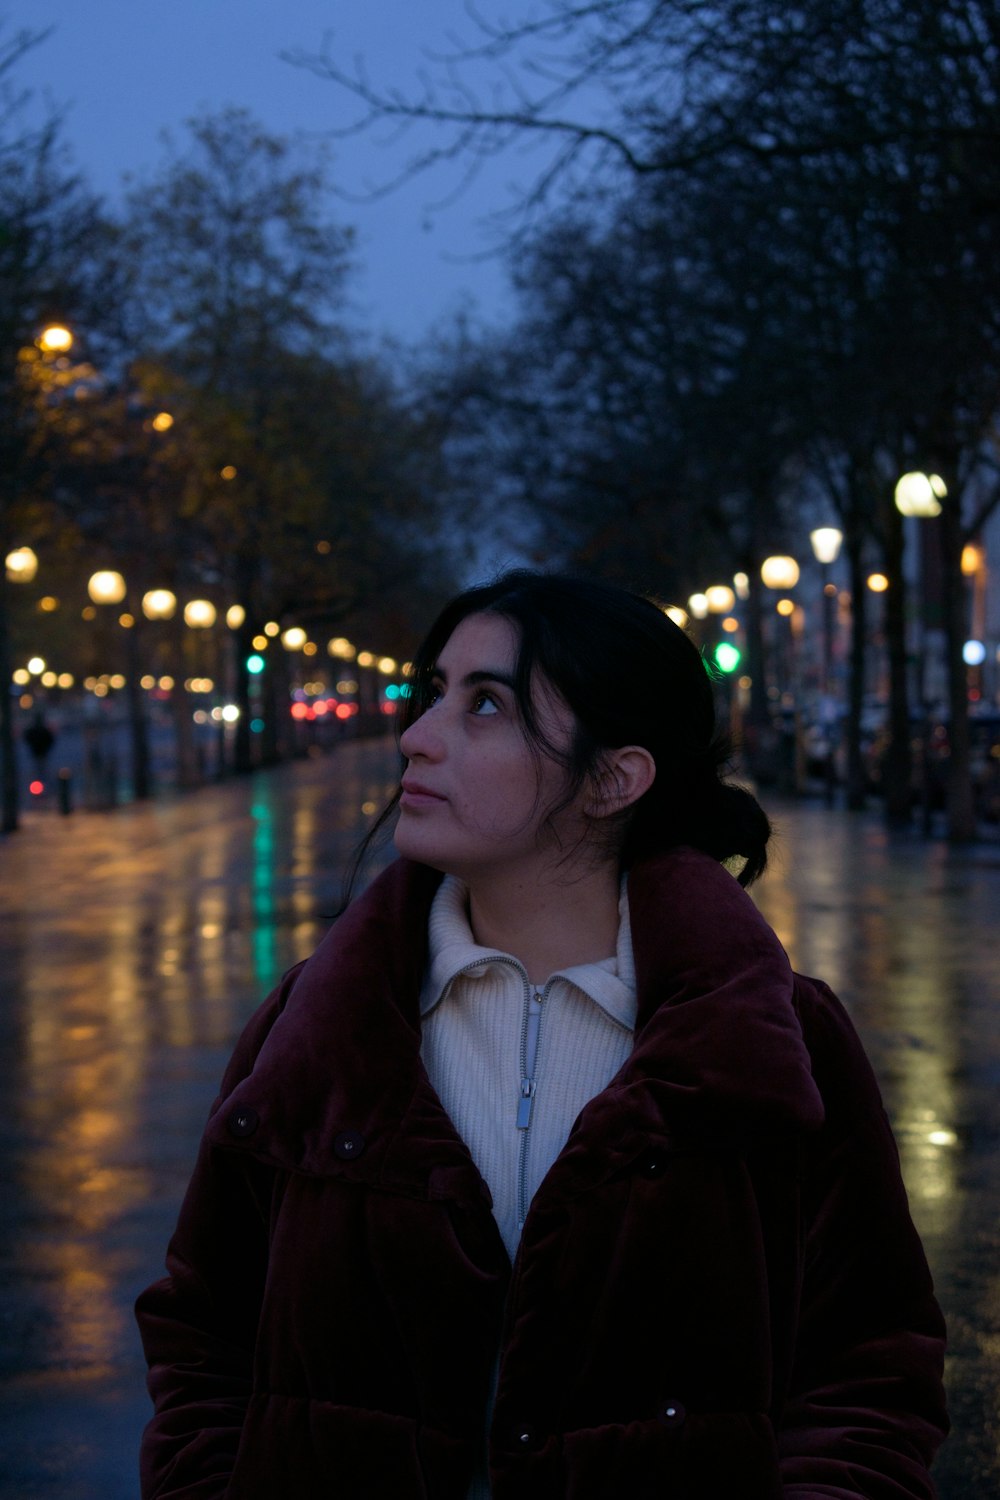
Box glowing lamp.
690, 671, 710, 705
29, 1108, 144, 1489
705, 585, 736, 614
184, 599, 217, 628
6, 547, 38, 583
713, 642, 742, 673
894, 473, 945, 518
809, 528, 843, 565
281, 627, 307, 651
37, 324, 73, 353
88, 570, 127, 605
226, 605, 246, 630
142, 589, 177, 620
761, 556, 800, 590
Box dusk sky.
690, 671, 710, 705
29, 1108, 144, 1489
3, 0, 533, 346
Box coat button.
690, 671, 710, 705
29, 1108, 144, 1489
333, 1129, 365, 1160
227, 1106, 259, 1139
637, 1148, 668, 1178
660, 1399, 686, 1428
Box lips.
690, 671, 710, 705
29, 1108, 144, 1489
400, 779, 447, 805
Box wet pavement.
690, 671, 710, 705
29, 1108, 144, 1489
0, 739, 996, 1498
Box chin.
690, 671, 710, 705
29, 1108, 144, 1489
393, 825, 466, 879
393, 820, 443, 866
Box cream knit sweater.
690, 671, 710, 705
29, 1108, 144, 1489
419, 874, 638, 1263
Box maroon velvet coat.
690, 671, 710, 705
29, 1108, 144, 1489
136, 849, 947, 1499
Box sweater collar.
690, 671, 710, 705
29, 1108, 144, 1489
208, 850, 824, 1196
419, 873, 637, 1032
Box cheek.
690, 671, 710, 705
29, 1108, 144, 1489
459, 753, 557, 838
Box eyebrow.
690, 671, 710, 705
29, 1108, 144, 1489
431, 666, 517, 691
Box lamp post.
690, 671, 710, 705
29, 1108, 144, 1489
809, 527, 843, 805
761, 556, 802, 793
894, 472, 948, 832
87, 569, 152, 800
809, 528, 843, 698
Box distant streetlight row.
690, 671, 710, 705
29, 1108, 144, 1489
6, 555, 410, 691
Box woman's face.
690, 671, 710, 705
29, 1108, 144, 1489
394, 612, 585, 883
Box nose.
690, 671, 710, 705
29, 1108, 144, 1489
399, 704, 444, 762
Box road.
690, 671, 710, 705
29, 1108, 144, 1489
0, 738, 996, 1498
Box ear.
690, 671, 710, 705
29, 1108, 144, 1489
585, 746, 656, 820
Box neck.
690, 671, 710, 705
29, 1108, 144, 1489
464, 857, 622, 984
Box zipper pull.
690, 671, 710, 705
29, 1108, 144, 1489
516, 1078, 535, 1129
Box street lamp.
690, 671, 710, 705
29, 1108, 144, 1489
37, 324, 74, 354
894, 472, 946, 518
183, 600, 217, 629
85, 569, 155, 800
809, 528, 843, 566
88, 570, 127, 605
705, 585, 736, 614
6, 547, 38, 583
809, 528, 843, 697
760, 555, 800, 590
142, 589, 177, 621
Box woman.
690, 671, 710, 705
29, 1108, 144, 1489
137, 571, 947, 1499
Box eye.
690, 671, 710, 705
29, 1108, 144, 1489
471, 690, 499, 716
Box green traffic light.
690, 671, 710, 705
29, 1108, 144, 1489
246, 654, 266, 675
713, 642, 742, 674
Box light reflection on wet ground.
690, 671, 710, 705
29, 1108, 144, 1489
0, 755, 995, 1497
754, 802, 1000, 1497
0, 740, 402, 1499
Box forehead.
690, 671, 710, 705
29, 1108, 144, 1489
435, 612, 519, 672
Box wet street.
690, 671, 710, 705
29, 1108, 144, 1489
0, 737, 997, 1498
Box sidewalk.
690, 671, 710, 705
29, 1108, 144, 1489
0, 748, 996, 1497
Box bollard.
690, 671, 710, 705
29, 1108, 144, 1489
58, 767, 73, 815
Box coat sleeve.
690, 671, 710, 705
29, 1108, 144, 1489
776, 978, 949, 1500
135, 967, 303, 1500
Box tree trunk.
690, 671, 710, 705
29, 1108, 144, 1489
232, 550, 259, 774
743, 565, 776, 785
882, 495, 912, 824
0, 551, 19, 833
124, 614, 152, 799
169, 614, 199, 787
845, 533, 868, 811
233, 623, 253, 773
938, 497, 977, 841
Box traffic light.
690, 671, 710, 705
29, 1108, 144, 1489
246, 653, 265, 675
713, 642, 742, 674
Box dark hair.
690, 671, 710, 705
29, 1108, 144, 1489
351, 569, 771, 892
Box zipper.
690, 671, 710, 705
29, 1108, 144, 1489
437, 953, 548, 1232
517, 982, 548, 1229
